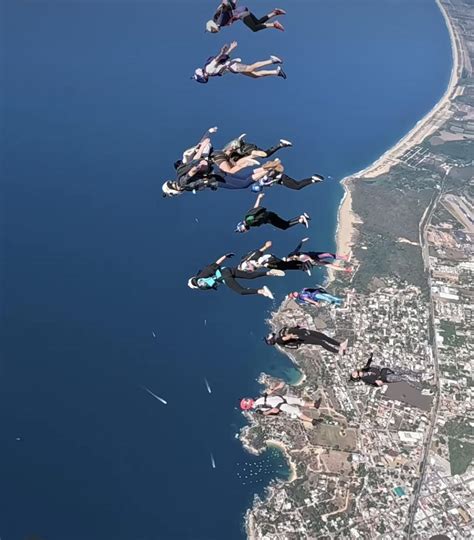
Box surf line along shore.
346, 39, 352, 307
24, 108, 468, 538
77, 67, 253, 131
332, 0, 462, 265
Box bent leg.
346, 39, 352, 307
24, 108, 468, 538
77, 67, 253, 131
221, 269, 259, 295
269, 259, 304, 271
232, 268, 268, 280
263, 144, 283, 157
242, 13, 269, 32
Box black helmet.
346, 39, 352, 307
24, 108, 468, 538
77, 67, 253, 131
264, 333, 277, 346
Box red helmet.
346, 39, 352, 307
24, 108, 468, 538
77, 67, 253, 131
240, 398, 254, 411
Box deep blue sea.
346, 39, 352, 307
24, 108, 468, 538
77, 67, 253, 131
2, 1, 451, 539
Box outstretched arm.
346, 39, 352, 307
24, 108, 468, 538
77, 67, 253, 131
254, 192, 265, 208
263, 408, 280, 416
259, 240, 272, 252
362, 353, 374, 372
217, 156, 258, 174
288, 237, 309, 257
268, 381, 285, 394
217, 40, 237, 60
215, 253, 235, 265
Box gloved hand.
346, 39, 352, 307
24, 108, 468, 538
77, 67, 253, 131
225, 253, 235, 259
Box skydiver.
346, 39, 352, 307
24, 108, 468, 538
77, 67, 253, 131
235, 192, 310, 233
239, 382, 322, 426
250, 159, 324, 193
238, 240, 311, 273
265, 325, 348, 355
193, 42, 286, 84
288, 286, 343, 307
176, 127, 217, 168
222, 133, 293, 161
162, 160, 288, 197
350, 353, 423, 387
206, 1, 285, 33
187, 252, 284, 298
284, 237, 352, 273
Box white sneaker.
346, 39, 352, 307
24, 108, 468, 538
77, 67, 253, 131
300, 216, 309, 229
303, 212, 311, 220
279, 139, 292, 147
238, 133, 246, 141
270, 55, 282, 64
268, 269, 285, 277
311, 174, 324, 183
260, 286, 274, 300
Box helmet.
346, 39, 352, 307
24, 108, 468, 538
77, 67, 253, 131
235, 221, 249, 233
238, 260, 255, 272
205, 20, 220, 33
193, 68, 209, 84
264, 333, 277, 346
187, 277, 199, 289
240, 398, 254, 411
162, 181, 182, 197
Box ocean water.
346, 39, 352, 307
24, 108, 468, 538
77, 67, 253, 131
2, 1, 451, 539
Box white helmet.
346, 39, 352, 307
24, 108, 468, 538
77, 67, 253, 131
205, 20, 220, 33
193, 68, 208, 84
162, 181, 182, 197
187, 277, 199, 289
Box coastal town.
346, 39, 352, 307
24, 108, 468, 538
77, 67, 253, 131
241, 0, 473, 538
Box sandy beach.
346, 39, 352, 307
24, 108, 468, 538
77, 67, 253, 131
334, 0, 462, 257
266, 439, 297, 483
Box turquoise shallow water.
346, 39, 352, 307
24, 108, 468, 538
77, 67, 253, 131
2, 1, 451, 539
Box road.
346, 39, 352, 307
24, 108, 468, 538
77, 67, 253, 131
406, 171, 448, 535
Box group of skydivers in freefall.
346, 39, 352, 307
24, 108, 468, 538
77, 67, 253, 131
163, 1, 423, 426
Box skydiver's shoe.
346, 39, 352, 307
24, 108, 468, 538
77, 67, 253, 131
311, 174, 324, 183
267, 269, 285, 277
273, 8, 286, 16
314, 398, 322, 409
260, 286, 274, 300
273, 21, 285, 31
299, 215, 309, 229
270, 55, 282, 64
238, 133, 246, 142
303, 212, 311, 221
279, 139, 292, 147
277, 66, 287, 79
339, 339, 349, 355
312, 418, 323, 426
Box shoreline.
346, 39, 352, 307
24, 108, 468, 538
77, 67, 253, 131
334, 0, 461, 256
266, 439, 297, 483
243, 1, 463, 534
